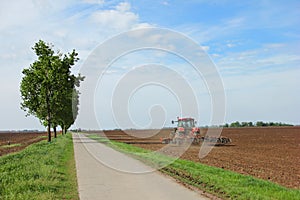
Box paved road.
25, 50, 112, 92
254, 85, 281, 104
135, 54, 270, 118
72, 133, 209, 200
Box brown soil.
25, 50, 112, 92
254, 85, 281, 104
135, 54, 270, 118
0, 132, 47, 156
96, 127, 300, 189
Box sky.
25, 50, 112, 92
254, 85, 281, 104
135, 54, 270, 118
0, 0, 299, 130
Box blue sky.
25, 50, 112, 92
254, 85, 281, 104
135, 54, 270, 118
0, 0, 299, 130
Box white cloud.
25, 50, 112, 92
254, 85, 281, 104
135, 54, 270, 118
201, 45, 210, 51
177, 16, 247, 44
90, 2, 139, 31
133, 23, 154, 29
161, 1, 169, 6
256, 54, 300, 66
215, 42, 300, 75
226, 43, 235, 48
115, 2, 131, 12
223, 17, 245, 28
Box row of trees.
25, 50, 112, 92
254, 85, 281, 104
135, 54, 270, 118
20, 40, 84, 142
223, 121, 293, 128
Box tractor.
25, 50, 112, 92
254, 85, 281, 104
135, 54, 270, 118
161, 117, 201, 145
161, 117, 231, 145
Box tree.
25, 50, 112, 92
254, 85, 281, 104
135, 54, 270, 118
241, 122, 248, 127
57, 79, 84, 135
256, 121, 263, 126
20, 40, 83, 142
230, 121, 241, 127
51, 49, 84, 135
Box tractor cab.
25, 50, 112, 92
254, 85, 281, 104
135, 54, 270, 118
172, 117, 199, 135
177, 118, 195, 128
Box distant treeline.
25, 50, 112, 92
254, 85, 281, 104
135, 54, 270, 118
222, 121, 294, 127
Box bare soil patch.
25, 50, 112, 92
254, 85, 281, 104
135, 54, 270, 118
0, 132, 47, 156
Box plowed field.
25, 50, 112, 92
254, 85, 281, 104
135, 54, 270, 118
0, 132, 47, 156
96, 127, 300, 189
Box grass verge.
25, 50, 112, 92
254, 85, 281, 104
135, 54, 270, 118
0, 134, 78, 200
0, 143, 22, 148
88, 134, 300, 200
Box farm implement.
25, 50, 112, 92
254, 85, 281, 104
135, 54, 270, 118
161, 117, 231, 145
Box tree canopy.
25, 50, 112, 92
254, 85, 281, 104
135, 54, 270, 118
222, 121, 293, 128
20, 40, 84, 142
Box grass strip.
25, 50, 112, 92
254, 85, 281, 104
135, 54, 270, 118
0, 143, 22, 148
88, 134, 300, 200
0, 134, 79, 200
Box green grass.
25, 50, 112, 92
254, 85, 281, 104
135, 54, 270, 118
0, 134, 79, 200
88, 134, 300, 200
0, 143, 22, 148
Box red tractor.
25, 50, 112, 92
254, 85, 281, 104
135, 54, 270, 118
161, 117, 201, 145
161, 117, 231, 145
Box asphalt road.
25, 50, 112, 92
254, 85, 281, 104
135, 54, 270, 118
72, 133, 209, 200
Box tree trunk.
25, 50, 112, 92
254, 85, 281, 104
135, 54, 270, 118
54, 126, 57, 138
46, 60, 51, 142
47, 118, 51, 142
